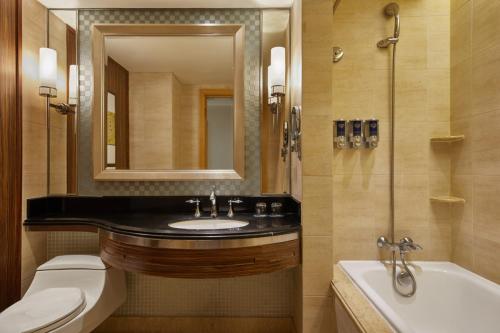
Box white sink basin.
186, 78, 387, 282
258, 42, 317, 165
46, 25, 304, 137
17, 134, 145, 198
168, 219, 249, 230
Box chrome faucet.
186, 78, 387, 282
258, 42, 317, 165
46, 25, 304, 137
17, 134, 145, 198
209, 186, 217, 218
377, 235, 423, 297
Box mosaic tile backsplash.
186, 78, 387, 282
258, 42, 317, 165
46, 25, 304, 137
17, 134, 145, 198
77, 9, 261, 196
48, 9, 295, 317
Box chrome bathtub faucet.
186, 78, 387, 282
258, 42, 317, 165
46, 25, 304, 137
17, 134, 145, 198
377, 236, 423, 297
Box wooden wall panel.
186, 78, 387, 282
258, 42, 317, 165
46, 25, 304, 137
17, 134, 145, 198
105, 57, 129, 169
0, 0, 22, 311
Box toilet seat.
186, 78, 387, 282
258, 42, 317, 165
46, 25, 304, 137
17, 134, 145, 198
0, 287, 86, 333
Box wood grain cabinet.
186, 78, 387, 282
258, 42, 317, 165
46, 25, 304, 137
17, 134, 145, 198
100, 231, 300, 278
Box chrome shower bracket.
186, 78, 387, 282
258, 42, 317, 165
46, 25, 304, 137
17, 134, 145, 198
332, 46, 344, 63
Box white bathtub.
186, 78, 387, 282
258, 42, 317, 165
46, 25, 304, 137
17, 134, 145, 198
339, 261, 500, 333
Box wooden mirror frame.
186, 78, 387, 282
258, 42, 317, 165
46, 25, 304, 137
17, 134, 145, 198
92, 24, 245, 181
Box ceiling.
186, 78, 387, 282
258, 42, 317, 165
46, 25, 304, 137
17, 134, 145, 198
105, 36, 233, 85
38, 0, 293, 9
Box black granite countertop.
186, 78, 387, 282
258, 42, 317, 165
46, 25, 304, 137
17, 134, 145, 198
25, 196, 301, 240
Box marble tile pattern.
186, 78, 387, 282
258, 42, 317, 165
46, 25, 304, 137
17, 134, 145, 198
450, 0, 500, 284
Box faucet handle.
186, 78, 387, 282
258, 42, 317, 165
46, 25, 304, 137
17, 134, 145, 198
227, 199, 243, 218
229, 199, 243, 204
186, 199, 201, 218
399, 237, 423, 252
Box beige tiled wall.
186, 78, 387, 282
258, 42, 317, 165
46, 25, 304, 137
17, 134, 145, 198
21, 0, 48, 294
129, 73, 174, 169
331, 0, 451, 264
450, 0, 500, 284
301, 0, 334, 332
21, 0, 69, 293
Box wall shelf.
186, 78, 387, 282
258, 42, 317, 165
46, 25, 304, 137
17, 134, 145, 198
430, 135, 465, 143
430, 196, 465, 204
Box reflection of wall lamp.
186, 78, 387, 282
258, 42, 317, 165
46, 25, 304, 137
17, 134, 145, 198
267, 46, 286, 114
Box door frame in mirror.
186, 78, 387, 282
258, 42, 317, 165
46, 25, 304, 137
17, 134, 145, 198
92, 24, 245, 181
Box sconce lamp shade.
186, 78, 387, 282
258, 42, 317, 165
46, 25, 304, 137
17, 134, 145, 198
68, 65, 78, 105
267, 65, 273, 96
270, 46, 286, 87
39, 47, 58, 97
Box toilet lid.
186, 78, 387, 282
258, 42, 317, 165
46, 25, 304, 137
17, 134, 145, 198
0, 288, 86, 333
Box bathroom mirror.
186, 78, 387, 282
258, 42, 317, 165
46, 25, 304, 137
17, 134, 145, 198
93, 24, 245, 181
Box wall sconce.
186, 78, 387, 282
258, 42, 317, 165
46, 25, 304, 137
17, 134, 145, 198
39, 47, 57, 98
39, 48, 76, 115
268, 46, 286, 114
38, 48, 78, 194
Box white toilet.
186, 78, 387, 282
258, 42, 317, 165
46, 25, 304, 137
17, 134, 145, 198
0, 255, 126, 333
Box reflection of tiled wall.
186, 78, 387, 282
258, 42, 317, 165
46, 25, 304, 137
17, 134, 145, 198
450, 0, 500, 284
48, 9, 296, 318
78, 9, 261, 196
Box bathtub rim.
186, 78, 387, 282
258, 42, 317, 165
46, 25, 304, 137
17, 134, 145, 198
331, 264, 395, 333
337, 260, 500, 333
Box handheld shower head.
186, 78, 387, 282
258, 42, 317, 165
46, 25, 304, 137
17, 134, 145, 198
378, 2, 400, 48
384, 2, 400, 16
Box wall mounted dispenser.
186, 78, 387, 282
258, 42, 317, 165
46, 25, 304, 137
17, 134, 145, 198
364, 119, 379, 148
349, 119, 364, 149
334, 119, 347, 149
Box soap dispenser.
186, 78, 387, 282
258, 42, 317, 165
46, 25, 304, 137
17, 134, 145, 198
349, 119, 363, 149
334, 119, 347, 149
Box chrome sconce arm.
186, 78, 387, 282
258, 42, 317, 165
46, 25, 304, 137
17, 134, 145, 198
49, 103, 76, 115
268, 85, 285, 115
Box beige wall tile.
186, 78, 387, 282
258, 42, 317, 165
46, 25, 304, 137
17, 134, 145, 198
471, 44, 500, 115
451, 0, 471, 67
302, 236, 333, 297
302, 296, 333, 333
471, 0, 500, 52
451, 0, 500, 283
302, 116, 333, 176
451, 60, 472, 120
473, 236, 500, 283
451, 0, 470, 13
302, 176, 332, 236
